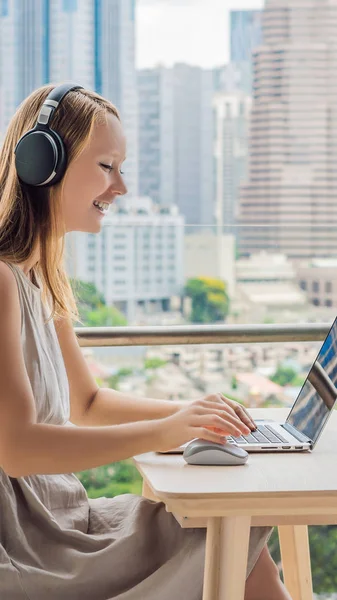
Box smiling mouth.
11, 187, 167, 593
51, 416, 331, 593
93, 200, 110, 213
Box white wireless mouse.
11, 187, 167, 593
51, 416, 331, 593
183, 439, 248, 466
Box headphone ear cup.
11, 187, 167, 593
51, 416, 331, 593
47, 129, 67, 186
15, 129, 59, 186
14, 128, 67, 187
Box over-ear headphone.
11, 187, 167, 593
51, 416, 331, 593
14, 82, 84, 187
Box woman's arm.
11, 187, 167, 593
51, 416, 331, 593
4, 418, 165, 478
76, 388, 185, 427
0, 264, 166, 478
55, 315, 186, 426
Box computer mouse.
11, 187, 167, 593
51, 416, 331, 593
183, 439, 249, 466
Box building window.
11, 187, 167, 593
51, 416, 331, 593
326, 299, 332, 307
312, 298, 320, 306
299, 280, 307, 290
312, 281, 319, 293
326, 281, 332, 293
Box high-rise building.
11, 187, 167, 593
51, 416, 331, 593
138, 67, 174, 206
0, 0, 139, 200
230, 10, 262, 63
213, 91, 251, 232
49, 0, 94, 90
138, 63, 214, 228
213, 62, 253, 95
173, 64, 214, 228
229, 10, 263, 95
0, 0, 50, 138
66, 197, 184, 322
238, 0, 337, 259
97, 0, 138, 197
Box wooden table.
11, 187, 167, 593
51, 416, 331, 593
133, 407, 337, 600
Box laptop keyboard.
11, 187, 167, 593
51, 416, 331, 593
228, 424, 289, 445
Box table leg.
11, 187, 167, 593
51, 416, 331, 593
202, 516, 251, 600
278, 525, 313, 600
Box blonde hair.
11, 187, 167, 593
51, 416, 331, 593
0, 83, 120, 323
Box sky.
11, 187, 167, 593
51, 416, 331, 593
136, 0, 265, 69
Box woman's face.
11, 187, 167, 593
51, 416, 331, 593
61, 112, 127, 234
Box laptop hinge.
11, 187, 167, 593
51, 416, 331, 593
282, 422, 312, 444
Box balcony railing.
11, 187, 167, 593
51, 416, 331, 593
75, 322, 330, 347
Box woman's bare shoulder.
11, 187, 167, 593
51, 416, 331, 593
0, 260, 19, 297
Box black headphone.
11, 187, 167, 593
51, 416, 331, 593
14, 82, 84, 188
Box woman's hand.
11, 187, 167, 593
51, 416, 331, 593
155, 395, 254, 452
201, 393, 257, 432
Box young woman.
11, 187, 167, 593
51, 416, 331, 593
0, 83, 291, 600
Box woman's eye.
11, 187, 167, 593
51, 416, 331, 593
100, 163, 124, 176
100, 163, 113, 172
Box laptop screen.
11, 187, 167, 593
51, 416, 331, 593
286, 317, 337, 444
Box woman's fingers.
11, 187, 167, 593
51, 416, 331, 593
197, 401, 250, 432
219, 395, 256, 430
195, 407, 250, 435
198, 428, 227, 444
193, 414, 244, 437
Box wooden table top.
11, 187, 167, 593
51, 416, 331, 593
133, 408, 337, 501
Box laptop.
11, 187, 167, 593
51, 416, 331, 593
160, 316, 337, 454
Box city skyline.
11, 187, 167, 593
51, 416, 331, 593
137, 0, 264, 69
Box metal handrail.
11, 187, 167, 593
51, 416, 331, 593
75, 322, 331, 347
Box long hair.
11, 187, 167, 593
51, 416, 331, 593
0, 83, 120, 323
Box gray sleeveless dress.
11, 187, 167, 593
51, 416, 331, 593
0, 262, 272, 600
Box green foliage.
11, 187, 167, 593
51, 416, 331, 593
71, 279, 105, 323
70, 279, 127, 327
76, 460, 143, 500
271, 365, 304, 387
185, 277, 229, 323
84, 305, 127, 327
269, 526, 337, 594
107, 367, 136, 392
107, 374, 120, 390
231, 375, 238, 390
118, 367, 134, 377
85, 479, 143, 499
222, 392, 245, 405
144, 357, 167, 369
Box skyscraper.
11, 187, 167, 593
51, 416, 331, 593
49, 0, 94, 90
213, 92, 251, 231
138, 63, 214, 228
173, 64, 214, 228
229, 10, 262, 95
96, 0, 138, 197
0, 0, 139, 200
138, 67, 174, 206
230, 10, 262, 63
238, 0, 337, 259
0, 0, 50, 137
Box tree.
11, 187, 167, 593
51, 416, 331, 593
269, 526, 337, 594
71, 279, 105, 311
185, 277, 229, 323
84, 305, 127, 327
271, 365, 303, 387
70, 279, 127, 327
144, 357, 167, 369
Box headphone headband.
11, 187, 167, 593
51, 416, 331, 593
14, 82, 84, 187
36, 83, 84, 128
